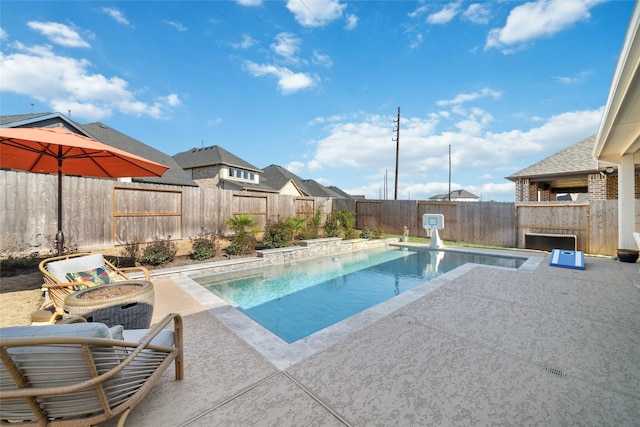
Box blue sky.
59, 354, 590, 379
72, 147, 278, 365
0, 0, 635, 201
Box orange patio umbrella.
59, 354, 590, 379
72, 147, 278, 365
0, 125, 169, 255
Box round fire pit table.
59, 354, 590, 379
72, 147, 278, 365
63, 280, 154, 329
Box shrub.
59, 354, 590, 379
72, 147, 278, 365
226, 229, 256, 255
324, 209, 356, 239
141, 235, 177, 266
372, 228, 384, 239
262, 219, 293, 249
323, 212, 340, 238
225, 215, 257, 255
190, 230, 219, 260
117, 235, 143, 262
0, 252, 41, 276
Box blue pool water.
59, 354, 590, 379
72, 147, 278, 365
197, 247, 525, 343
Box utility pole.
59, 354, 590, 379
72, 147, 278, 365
384, 169, 388, 199
393, 107, 400, 200
448, 144, 452, 201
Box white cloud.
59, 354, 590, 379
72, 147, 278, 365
231, 34, 258, 49
1, 28, 8, 40
271, 32, 301, 61
101, 7, 130, 26
27, 21, 90, 48
553, 71, 592, 84
436, 87, 502, 106
427, 2, 461, 25
312, 50, 333, 67
0, 43, 179, 121
462, 3, 491, 25
286, 161, 305, 174
165, 21, 187, 32
286, 0, 346, 27
408, 4, 429, 19
345, 14, 358, 30
235, 0, 263, 6
208, 117, 223, 126
486, 0, 605, 52
410, 33, 424, 50
305, 105, 603, 200
243, 61, 317, 94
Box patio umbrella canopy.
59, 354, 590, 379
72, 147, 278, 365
0, 125, 169, 254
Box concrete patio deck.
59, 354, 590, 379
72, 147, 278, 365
110, 248, 639, 426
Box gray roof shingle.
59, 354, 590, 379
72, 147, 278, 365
429, 189, 479, 200
173, 145, 261, 172
260, 164, 307, 194
81, 123, 197, 187
260, 164, 353, 199
506, 134, 598, 180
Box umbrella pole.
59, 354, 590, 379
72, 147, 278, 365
56, 156, 65, 255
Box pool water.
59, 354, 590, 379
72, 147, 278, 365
197, 247, 525, 343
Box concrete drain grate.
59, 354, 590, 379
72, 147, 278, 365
545, 367, 567, 377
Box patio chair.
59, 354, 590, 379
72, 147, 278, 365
0, 313, 183, 426
39, 253, 151, 324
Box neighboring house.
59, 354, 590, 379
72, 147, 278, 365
301, 178, 351, 199
260, 164, 308, 196
261, 164, 355, 199
505, 134, 638, 203
429, 189, 479, 202
0, 112, 196, 187
173, 146, 355, 198
172, 145, 273, 192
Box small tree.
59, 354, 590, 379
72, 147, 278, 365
225, 215, 257, 255
286, 217, 307, 241
324, 209, 356, 239
323, 211, 340, 238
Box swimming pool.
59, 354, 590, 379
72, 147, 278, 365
196, 247, 526, 343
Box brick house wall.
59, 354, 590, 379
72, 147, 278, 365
516, 172, 639, 202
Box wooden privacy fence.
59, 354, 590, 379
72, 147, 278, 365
0, 170, 633, 256
515, 200, 637, 255
354, 200, 516, 248
0, 170, 331, 253
113, 186, 182, 244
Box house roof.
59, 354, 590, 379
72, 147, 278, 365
0, 113, 195, 187
260, 164, 306, 194
0, 113, 53, 126
172, 145, 262, 172
429, 189, 479, 200
505, 134, 599, 181
219, 178, 279, 193
301, 179, 346, 199
260, 164, 354, 199
594, 1, 640, 164
80, 123, 197, 187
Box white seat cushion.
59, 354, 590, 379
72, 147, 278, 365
46, 254, 107, 283
123, 329, 175, 347
2, 321, 114, 340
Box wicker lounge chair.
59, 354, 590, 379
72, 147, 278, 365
39, 253, 151, 323
0, 313, 183, 426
